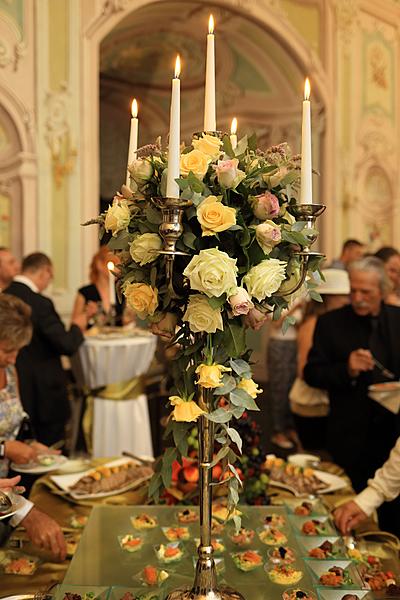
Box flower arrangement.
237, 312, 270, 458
92, 132, 322, 513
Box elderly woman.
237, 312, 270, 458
0, 294, 66, 558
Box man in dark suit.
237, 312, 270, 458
304, 256, 400, 534
4, 252, 94, 445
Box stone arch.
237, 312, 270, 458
81, 0, 333, 266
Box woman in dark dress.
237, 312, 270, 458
71, 245, 124, 328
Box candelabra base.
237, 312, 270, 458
165, 586, 246, 600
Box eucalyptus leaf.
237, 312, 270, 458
183, 231, 197, 250
210, 445, 230, 468
206, 408, 233, 423
230, 388, 260, 411
229, 359, 250, 377
282, 315, 297, 335
145, 205, 162, 225
226, 427, 243, 453
223, 322, 246, 358
214, 374, 237, 396
207, 295, 226, 310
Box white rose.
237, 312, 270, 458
129, 233, 162, 266
128, 159, 154, 184
183, 295, 223, 333
104, 199, 131, 237
243, 259, 287, 302
255, 221, 282, 254
183, 248, 238, 298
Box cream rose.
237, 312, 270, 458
237, 378, 263, 398
214, 158, 245, 189
268, 166, 289, 188
251, 192, 280, 220
243, 259, 287, 302
255, 221, 282, 254
183, 295, 223, 333
195, 364, 231, 389
180, 149, 210, 180
228, 288, 254, 316
128, 158, 154, 184
192, 133, 222, 160
197, 196, 236, 236
183, 248, 238, 298
129, 233, 162, 266
124, 282, 158, 318
104, 199, 131, 237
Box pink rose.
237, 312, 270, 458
244, 308, 271, 331
252, 192, 280, 220
228, 288, 254, 316
214, 158, 245, 189
150, 312, 178, 341
255, 220, 282, 254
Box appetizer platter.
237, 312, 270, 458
265, 456, 347, 496
11, 453, 68, 474
51, 458, 153, 499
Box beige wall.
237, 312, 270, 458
0, 0, 399, 317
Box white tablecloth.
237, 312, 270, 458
77, 333, 157, 458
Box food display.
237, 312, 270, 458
131, 513, 158, 530
228, 527, 255, 546
3, 555, 38, 575
282, 588, 315, 600
177, 508, 198, 523
162, 526, 190, 541
353, 553, 397, 591
269, 546, 297, 564
263, 513, 287, 527
294, 502, 314, 516
308, 540, 338, 559
69, 462, 153, 496
195, 538, 225, 555
37, 454, 58, 466
268, 564, 303, 585
211, 517, 224, 534
70, 514, 88, 529
231, 550, 263, 571
66, 535, 80, 557
118, 535, 143, 553
259, 526, 288, 545
318, 566, 353, 587
212, 502, 241, 521
62, 594, 97, 600
265, 456, 329, 495
154, 543, 184, 564
140, 565, 169, 586
301, 520, 330, 536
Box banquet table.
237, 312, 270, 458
76, 330, 157, 458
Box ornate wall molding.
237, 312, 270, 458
335, 0, 360, 48
0, 10, 26, 71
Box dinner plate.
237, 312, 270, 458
270, 470, 347, 497
50, 457, 152, 499
11, 454, 68, 474
0, 493, 26, 521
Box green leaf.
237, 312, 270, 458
209, 445, 230, 468
173, 423, 192, 455
226, 427, 242, 453
188, 171, 205, 193
229, 359, 250, 377
291, 221, 307, 232
309, 289, 323, 302
107, 230, 132, 250
214, 374, 236, 396
161, 447, 178, 488
148, 472, 162, 499
176, 177, 190, 190
231, 406, 245, 419
223, 322, 246, 358
183, 231, 197, 250
230, 388, 260, 411
282, 315, 296, 335
207, 295, 226, 310
235, 135, 248, 156
145, 205, 162, 225
206, 408, 233, 423
232, 514, 242, 533
222, 135, 234, 157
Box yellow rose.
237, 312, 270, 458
243, 258, 287, 302
180, 149, 210, 180
104, 199, 131, 236
124, 282, 158, 318
170, 396, 206, 422
130, 233, 162, 266
237, 378, 263, 398
195, 364, 231, 389
183, 294, 223, 333
183, 248, 238, 298
197, 196, 236, 237
192, 133, 222, 160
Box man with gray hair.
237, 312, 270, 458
304, 256, 400, 535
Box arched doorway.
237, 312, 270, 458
82, 0, 333, 267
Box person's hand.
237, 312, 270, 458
348, 349, 374, 378
0, 475, 21, 492
86, 301, 99, 319
334, 500, 368, 534
72, 301, 98, 332
21, 507, 67, 561
4, 440, 37, 464
29, 441, 61, 456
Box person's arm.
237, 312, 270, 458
36, 297, 84, 356
71, 292, 86, 324
18, 506, 67, 560
296, 317, 316, 378
303, 316, 353, 389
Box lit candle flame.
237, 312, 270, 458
174, 54, 181, 78
208, 14, 214, 34
131, 99, 138, 118
231, 117, 237, 135
107, 261, 115, 272
304, 78, 311, 101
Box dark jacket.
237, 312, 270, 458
4, 281, 83, 434
304, 303, 400, 490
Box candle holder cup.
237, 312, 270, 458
279, 203, 326, 296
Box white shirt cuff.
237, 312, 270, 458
354, 486, 384, 516
9, 497, 34, 527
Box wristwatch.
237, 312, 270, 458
0, 442, 5, 458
